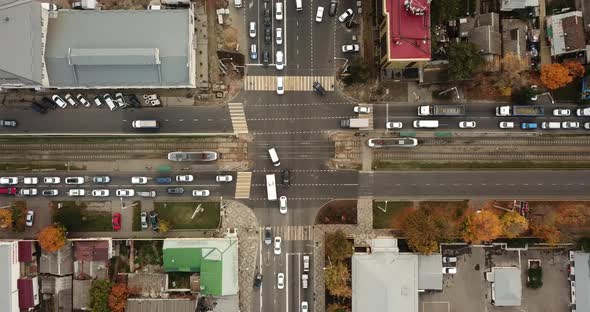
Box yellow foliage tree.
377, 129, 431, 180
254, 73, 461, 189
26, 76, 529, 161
38, 225, 67, 253
158, 220, 171, 233
532, 223, 560, 245
0, 209, 13, 229
324, 261, 351, 298
500, 211, 529, 238
462, 210, 503, 243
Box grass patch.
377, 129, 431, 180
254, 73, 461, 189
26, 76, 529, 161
52, 201, 112, 232
132, 201, 142, 232
154, 201, 220, 230
135, 240, 163, 267
373, 160, 590, 170
373, 201, 413, 229
0, 162, 86, 171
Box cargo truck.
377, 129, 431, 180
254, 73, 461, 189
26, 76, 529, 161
418, 105, 465, 116
339, 118, 369, 128
496, 105, 544, 117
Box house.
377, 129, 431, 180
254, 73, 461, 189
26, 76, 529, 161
126, 298, 197, 312
163, 238, 238, 296
500, 0, 538, 12
569, 251, 590, 312
546, 11, 586, 58
40, 243, 73, 276
18, 241, 35, 263
486, 267, 522, 306
458, 13, 501, 71
17, 277, 39, 310
73, 240, 111, 280
72, 279, 92, 311
127, 273, 168, 297
40, 276, 73, 312
502, 19, 528, 59
0, 0, 196, 90
377, 0, 431, 80
351, 237, 443, 312
0, 241, 20, 312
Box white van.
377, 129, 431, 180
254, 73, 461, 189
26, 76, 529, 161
413, 120, 439, 128
268, 147, 281, 166
132, 120, 159, 129
277, 77, 284, 95
541, 122, 561, 129
296, 0, 302, 11
234, 0, 242, 8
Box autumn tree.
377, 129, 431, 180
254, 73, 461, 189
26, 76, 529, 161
563, 61, 585, 78
462, 210, 502, 243
38, 225, 67, 253
541, 63, 573, 90
400, 208, 446, 255
89, 280, 113, 312
555, 204, 590, 227
497, 53, 528, 94
0, 209, 13, 229
500, 211, 529, 239
448, 41, 485, 80
324, 261, 351, 298
531, 223, 560, 245
325, 230, 352, 262
159, 220, 171, 233
327, 303, 351, 312
108, 283, 128, 312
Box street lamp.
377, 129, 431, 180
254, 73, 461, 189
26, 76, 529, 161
438, 86, 460, 99
334, 57, 349, 73
531, 92, 554, 104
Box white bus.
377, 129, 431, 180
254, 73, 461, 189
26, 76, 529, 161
266, 174, 277, 201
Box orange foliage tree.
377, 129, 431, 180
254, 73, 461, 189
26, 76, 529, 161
556, 204, 590, 227
462, 210, 502, 243
563, 61, 585, 78
500, 211, 529, 238
0, 209, 13, 229
108, 283, 128, 312
541, 63, 572, 90
38, 225, 67, 252
531, 223, 560, 245
400, 208, 446, 255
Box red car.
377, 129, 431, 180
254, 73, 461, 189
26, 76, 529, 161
112, 213, 121, 231
0, 187, 17, 195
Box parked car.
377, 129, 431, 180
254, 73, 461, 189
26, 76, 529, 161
443, 267, 457, 274
138, 191, 157, 198
341, 44, 360, 53
131, 177, 148, 184
76, 94, 91, 107
64, 94, 78, 107
115, 189, 135, 197
338, 8, 353, 22
458, 121, 476, 129
0, 177, 18, 185
51, 95, 68, 108
0, 187, 17, 195
328, 0, 337, 16
167, 187, 184, 194
65, 177, 84, 185
553, 108, 571, 116
216, 175, 233, 182
276, 28, 283, 45
112, 213, 121, 231
276, 51, 284, 70
44, 177, 60, 184
23, 177, 38, 185
386, 121, 403, 129
91, 189, 109, 197
93, 95, 104, 107
41, 189, 58, 197
150, 211, 159, 231
67, 189, 85, 197
315, 6, 324, 22
442, 256, 457, 263
301, 301, 309, 312
103, 94, 117, 111
274, 236, 282, 255
114, 93, 127, 108
264, 226, 272, 245
562, 121, 580, 129
141, 212, 148, 229
585, 122, 590, 130
20, 188, 37, 196
0, 120, 17, 127
92, 176, 111, 184
249, 21, 257, 38
25, 211, 34, 227
250, 44, 258, 60
31, 102, 48, 114
192, 190, 210, 197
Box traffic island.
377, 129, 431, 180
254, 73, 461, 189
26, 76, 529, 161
154, 201, 220, 230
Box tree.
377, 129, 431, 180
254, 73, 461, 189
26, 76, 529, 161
108, 283, 128, 312
0, 208, 13, 229
327, 303, 351, 312
342, 57, 370, 86
324, 261, 351, 298
158, 220, 171, 233
556, 204, 590, 227
462, 210, 502, 243
448, 41, 485, 81
540, 63, 573, 90
527, 266, 543, 288
89, 280, 113, 312
325, 230, 352, 262
38, 225, 67, 253
531, 223, 560, 245
563, 61, 585, 78
500, 211, 529, 239
498, 53, 528, 91
400, 209, 444, 255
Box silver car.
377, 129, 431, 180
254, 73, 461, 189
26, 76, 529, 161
92, 189, 109, 197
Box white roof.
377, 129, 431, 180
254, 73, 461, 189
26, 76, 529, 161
0, 241, 19, 312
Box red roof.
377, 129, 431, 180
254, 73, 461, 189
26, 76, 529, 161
18, 241, 32, 262
385, 0, 431, 60
74, 241, 109, 261
17, 279, 33, 309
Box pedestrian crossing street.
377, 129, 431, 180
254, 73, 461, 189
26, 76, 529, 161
244, 75, 335, 92
358, 103, 374, 130
234, 171, 252, 199
265, 225, 314, 241
228, 103, 248, 134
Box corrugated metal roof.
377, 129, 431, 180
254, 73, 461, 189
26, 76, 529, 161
69, 48, 161, 66
18, 241, 32, 262
126, 298, 197, 312
17, 278, 33, 309
574, 252, 590, 312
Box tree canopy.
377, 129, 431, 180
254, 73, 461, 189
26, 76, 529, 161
38, 225, 67, 253
400, 208, 446, 255
0, 209, 13, 229
108, 283, 128, 312
448, 41, 485, 81
462, 210, 502, 243
325, 230, 352, 262
324, 261, 351, 299
500, 211, 529, 239
90, 280, 113, 312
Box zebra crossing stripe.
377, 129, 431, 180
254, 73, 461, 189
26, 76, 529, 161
245, 75, 335, 92
228, 103, 249, 134
267, 225, 313, 241
234, 172, 252, 199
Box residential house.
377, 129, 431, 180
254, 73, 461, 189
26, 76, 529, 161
40, 276, 73, 312
73, 240, 111, 280
546, 11, 586, 59
377, 0, 431, 80
500, 0, 538, 12
486, 266, 522, 306
17, 277, 39, 311
40, 243, 73, 276
126, 298, 197, 312
72, 279, 92, 311
502, 19, 529, 60
0, 241, 20, 312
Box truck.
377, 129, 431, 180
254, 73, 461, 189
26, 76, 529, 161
495, 105, 544, 117
340, 118, 369, 128
266, 174, 277, 201
167, 151, 218, 162
418, 105, 465, 116
301, 274, 308, 289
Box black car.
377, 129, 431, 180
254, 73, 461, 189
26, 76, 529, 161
40, 97, 57, 109
313, 81, 326, 96
167, 187, 185, 194
263, 50, 270, 65
264, 226, 272, 244
329, 0, 338, 16
149, 211, 159, 231
264, 9, 271, 26
254, 273, 263, 287
281, 169, 291, 186
31, 102, 47, 114
0, 120, 17, 127
264, 28, 272, 44
128, 95, 142, 108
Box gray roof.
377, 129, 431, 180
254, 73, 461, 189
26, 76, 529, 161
501, 0, 538, 11
492, 267, 522, 306
502, 19, 528, 57
0, 241, 18, 312
45, 9, 194, 88
469, 25, 502, 55
0, 0, 45, 87
418, 254, 443, 290
574, 252, 590, 312
479, 13, 499, 32
210, 295, 239, 312
352, 245, 418, 312
40, 244, 74, 276
72, 279, 92, 310
126, 298, 197, 312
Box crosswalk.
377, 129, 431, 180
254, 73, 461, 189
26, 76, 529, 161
244, 75, 335, 92
265, 225, 314, 241
358, 103, 374, 130
228, 103, 248, 134
234, 171, 252, 199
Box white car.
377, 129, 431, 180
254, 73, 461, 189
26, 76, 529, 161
20, 188, 38, 196
274, 236, 282, 255
386, 121, 403, 129
275, 2, 283, 20
44, 177, 61, 184
65, 177, 84, 185
499, 122, 514, 129
92, 189, 110, 197
277, 76, 284, 95
315, 6, 324, 22
249, 21, 256, 38
0, 177, 18, 185
553, 108, 571, 116
442, 256, 458, 263
458, 121, 476, 129
279, 196, 287, 214
443, 267, 457, 274
353, 106, 371, 114
585, 122, 590, 129
276, 28, 283, 45
23, 177, 38, 185
341, 44, 360, 53
67, 189, 85, 197
176, 175, 194, 182
277, 273, 285, 289
141, 212, 148, 229
338, 8, 353, 22
562, 121, 579, 129
192, 190, 210, 197
76, 94, 91, 107
116, 189, 135, 197
64, 94, 78, 107
51, 95, 68, 108
276, 51, 284, 70
216, 175, 233, 182
131, 177, 148, 184
25, 211, 34, 227
301, 301, 308, 312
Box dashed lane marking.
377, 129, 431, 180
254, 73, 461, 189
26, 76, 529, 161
248, 116, 353, 121
249, 102, 353, 107
252, 130, 331, 135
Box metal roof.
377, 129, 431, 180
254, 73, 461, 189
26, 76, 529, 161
491, 267, 522, 306
126, 298, 197, 312
574, 252, 590, 312
0, 241, 19, 312
45, 8, 194, 88
418, 254, 443, 290
546, 11, 586, 56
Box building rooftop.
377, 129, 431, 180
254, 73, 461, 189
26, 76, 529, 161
72, 279, 92, 310
491, 267, 522, 306
546, 11, 586, 56
502, 19, 528, 58
17, 277, 38, 310
40, 243, 73, 276
573, 252, 590, 312
126, 298, 197, 312
127, 273, 168, 297
418, 254, 443, 290
74, 240, 110, 261
18, 241, 33, 262
500, 0, 538, 11
383, 0, 431, 60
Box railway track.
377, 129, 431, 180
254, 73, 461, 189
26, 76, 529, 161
418, 136, 590, 146
374, 151, 590, 161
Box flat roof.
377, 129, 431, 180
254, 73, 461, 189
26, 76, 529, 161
574, 252, 590, 312
45, 9, 193, 88
492, 267, 522, 306
418, 254, 443, 290
383, 0, 431, 60
0, 241, 19, 312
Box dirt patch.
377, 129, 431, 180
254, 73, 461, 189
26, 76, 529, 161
97, 0, 151, 10
328, 132, 362, 170
316, 200, 358, 224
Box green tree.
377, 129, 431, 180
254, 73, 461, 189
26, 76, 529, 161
324, 261, 351, 298
342, 57, 370, 86
89, 280, 113, 312
527, 267, 543, 288
448, 41, 485, 80
325, 230, 352, 262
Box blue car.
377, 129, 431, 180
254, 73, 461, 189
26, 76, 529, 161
521, 122, 538, 130
155, 177, 172, 184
